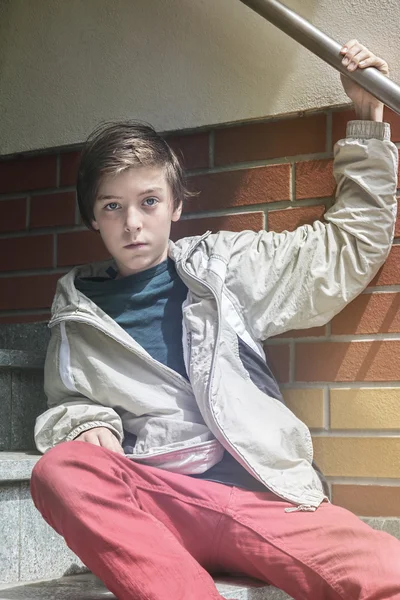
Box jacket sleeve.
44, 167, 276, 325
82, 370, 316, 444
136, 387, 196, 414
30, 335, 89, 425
34, 325, 124, 453
224, 120, 398, 341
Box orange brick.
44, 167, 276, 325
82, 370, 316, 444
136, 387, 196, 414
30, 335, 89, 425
165, 132, 209, 170
268, 205, 326, 233
0, 274, 61, 310
330, 388, 400, 430
214, 114, 327, 166
60, 151, 81, 187
332, 484, 400, 517
395, 199, 400, 238
171, 212, 264, 241
296, 159, 335, 200
313, 437, 400, 478
57, 231, 111, 267
185, 165, 290, 214
370, 246, 400, 286
397, 150, 400, 188
282, 388, 324, 428
332, 107, 400, 146
296, 340, 400, 382
263, 344, 290, 384
30, 191, 76, 228
0, 155, 57, 194
331, 293, 400, 335
0, 198, 26, 233
0, 235, 53, 272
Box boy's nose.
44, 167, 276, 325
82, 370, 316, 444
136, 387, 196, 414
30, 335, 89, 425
124, 209, 142, 232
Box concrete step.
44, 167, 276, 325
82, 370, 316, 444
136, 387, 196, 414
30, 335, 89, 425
0, 452, 86, 585
0, 573, 292, 599
0, 322, 48, 453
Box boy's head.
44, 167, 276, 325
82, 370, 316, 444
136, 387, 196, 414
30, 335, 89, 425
77, 121, 192, 277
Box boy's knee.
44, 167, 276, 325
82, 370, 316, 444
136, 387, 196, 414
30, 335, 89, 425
31, 441, 84, 489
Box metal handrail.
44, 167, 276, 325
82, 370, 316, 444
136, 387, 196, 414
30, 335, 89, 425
239, 0, 400, 115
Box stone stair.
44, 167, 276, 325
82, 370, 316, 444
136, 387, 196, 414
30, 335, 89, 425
0, 322, 399, 599
0, 573, 292, 599
0, 323, 86, 585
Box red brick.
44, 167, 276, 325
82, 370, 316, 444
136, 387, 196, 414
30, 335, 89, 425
0, 235, 53, 272
331, 293, 400, 335
57, 230, 111, 266
0, 274, 61, 310
296, 159, 335, 200
0, 198, 27, 233
60, 151, 81, 187
295, 340, 400, 382
0, 155, 57, 194
165, 132, 209, 170
332, 107, 400, 146
214, 114, 327, 166
30, 191, 76, 228
0, 313, 51, 324
263, 344, 290, 384
332, 484, 400, 517
395, 199, 400, 238
171, 212, 264, 241
332, 109, 356, 146
268, 205, 326, 233
370, 246, 400, 286
184, 165, 290, 214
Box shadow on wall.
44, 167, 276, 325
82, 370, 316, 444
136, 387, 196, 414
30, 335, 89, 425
0, 0, 320, 155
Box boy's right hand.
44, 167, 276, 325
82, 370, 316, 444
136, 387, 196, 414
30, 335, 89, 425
74, 426, 125, 455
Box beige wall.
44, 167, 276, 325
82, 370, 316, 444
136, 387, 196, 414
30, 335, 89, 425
1, 0, 399, 156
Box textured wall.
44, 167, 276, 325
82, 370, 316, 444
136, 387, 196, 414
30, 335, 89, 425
1, 0, 399, 155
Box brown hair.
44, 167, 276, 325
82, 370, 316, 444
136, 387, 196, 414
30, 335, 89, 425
77, 121, 194, 231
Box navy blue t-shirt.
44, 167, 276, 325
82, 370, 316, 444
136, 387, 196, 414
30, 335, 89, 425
75, 258, 266, 492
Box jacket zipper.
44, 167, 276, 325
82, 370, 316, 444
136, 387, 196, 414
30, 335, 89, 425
179, 252, 317, 511
284, 504, 317, 513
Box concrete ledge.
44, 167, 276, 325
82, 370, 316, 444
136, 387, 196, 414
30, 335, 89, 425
0, 573, 292, 599
0, 323, 49, 354
0, 350, 45, 370
0, 453, 41, 482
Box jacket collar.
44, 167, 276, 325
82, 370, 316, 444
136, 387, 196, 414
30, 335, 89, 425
49, 231, 212, 322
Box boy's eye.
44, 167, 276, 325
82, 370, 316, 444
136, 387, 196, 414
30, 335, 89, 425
144, 197, 158, 207
104, 202, 119, 211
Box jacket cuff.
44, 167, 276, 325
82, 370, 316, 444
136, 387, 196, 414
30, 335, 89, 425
346, 120, 391, 141
65, 421, 123, 443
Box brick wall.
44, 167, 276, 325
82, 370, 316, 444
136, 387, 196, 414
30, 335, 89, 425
1, 107, 400, 516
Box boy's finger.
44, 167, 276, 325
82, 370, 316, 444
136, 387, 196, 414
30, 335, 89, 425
343, 49, 370, 70
360, 56, 389, 75
341, 39, 359, 53
342, 44, 366, 62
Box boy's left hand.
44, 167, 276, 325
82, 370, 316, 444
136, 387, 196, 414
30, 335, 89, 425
340, 39, 389, 121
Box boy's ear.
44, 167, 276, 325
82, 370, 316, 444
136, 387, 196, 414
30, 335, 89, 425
91, 220, 100, 231
171, 201, 183, 223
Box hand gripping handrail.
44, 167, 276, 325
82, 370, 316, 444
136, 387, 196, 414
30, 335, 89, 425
239, 0, 400, 115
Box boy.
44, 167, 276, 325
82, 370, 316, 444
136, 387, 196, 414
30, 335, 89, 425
31, 40, 400, 599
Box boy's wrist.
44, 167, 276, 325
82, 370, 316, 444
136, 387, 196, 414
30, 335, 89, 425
353, 101, 384, 122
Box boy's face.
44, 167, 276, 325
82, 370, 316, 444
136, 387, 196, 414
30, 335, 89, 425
92, 166, 182, 278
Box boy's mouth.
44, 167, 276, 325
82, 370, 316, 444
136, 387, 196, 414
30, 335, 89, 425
124, 242, 147, 249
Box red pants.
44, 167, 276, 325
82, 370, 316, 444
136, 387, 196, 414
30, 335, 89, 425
30, 441, 400, 600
